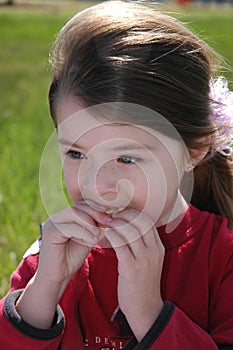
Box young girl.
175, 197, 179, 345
1, 1, 233, 349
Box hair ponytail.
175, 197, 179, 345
191, 153, 233, 228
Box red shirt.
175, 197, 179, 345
1, 205, 233, 349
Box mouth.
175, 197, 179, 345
105, 208, 118, 215
83, 199, 122, 214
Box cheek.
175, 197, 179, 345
131, 155, 181, 222
63, 164, 81, 203
129, 162, 166, 214
127, 173, 147, 210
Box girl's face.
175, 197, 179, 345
57, 97, 189, 226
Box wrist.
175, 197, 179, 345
127, 300, 164, 342
124, 302, 175, 349
16, 274, 63, 329
4, 289, 65, 339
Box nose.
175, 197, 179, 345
97, 161, 119, 199
78, 159, 119, 206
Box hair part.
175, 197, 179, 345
48, 0, 233, 227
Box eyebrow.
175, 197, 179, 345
58, 138, 157, 151
59, 138, 86, 150
109, 144, 156, 151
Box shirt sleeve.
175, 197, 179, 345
124, 303, 220, 349
124, 247, 233, 350
0, 248, 66, 350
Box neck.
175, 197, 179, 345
156, 192, 188, 232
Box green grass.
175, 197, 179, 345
0, 6, 73, 296
0, 2, 233, 298
177, 9, 233, 86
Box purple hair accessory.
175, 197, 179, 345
209, 76, 233, 156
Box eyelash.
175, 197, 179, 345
66, 150, 141, 164
117, 156, 141, 164
66, 150, 86, 159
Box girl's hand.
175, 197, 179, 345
103, 208, 165, 342
38, 202, 109, 292
16, 202, 110, 329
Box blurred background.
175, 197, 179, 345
0, 0, 232, 298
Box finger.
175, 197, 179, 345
104, 219, 148, 260
107, 218, 144, 246
107, 215, 164, 259
49, 206, 99, 234
75, 202, 112, 227
112, 208, 157, 245
50, 222, 100, 248
142, 226, 164, 250
104, 228, 135, 265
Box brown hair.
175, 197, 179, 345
48, 0, 233, 227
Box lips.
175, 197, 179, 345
105, 208, 118, 215
81, 199, 125, 229
83, 199, 120, 214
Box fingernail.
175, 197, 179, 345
118, 206, 125, 211
104, 216, 112, 223
93, 228, 100, 236
112, 207, 125, 216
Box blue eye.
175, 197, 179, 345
117, 156, 140, 164
67, 150, 86, 159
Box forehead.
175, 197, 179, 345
57, 97, 185, 153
